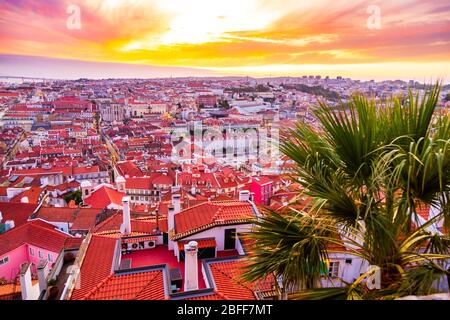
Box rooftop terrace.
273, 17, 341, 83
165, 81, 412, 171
120, 245, 239, 293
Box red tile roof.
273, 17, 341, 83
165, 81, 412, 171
70, 235, 117, 300
416, 203, 430, 221
184, 292, 224, 300
10, 186, 44, 203
173, 201, 256, 239
252, 176, 273, 186
178, 238, 216, 251
207, 260, 256, 300
64, 237, 85, 249
122, 236, 158, 244
84, 186, 124, 209
125, 177, 153, 189
92, 212, 168, 235
70, 208, 104, 231
207, 259, 278, 300
0, 202, 39, 228
0, 220, 71, 256
73, 166, 100, 175
115, 161, 144, 178
33, 207, 78, 223
81, 270, 166, 300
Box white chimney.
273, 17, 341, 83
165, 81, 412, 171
239, 190, 250, 202
19, 263, 34, 300
37, 259, 49, 294
191, 184, 196, 195
168, 205, 175, 231
184, 241, 199, 291
0, 211, 2, 223
121, 196, 131, 235
168, 205, 175, 250
21, 196, 29, 203
172, 193, 181, 214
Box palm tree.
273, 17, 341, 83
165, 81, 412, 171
242, 83, 450, 299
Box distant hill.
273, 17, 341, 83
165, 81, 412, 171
282, 84, 340, 101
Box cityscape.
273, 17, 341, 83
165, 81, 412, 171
0, 0, 450, 305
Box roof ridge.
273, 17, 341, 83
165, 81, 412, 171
213, 289, 230, 300
81, 273, 115, 300
179, 200, 211, 212
134, 271, 163, 299
211, 261, 254, 292
30, 219, 74, 237
211, 205, 224, 221
92, 210, 120, 232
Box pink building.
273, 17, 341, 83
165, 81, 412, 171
0, 220, 71, 282
250, 176, 274, 206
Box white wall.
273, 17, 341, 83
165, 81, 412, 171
180, 223, 252, 251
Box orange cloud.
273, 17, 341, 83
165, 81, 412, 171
0, 0, 449, 80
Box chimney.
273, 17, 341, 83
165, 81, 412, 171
121, 196, 131, 235
0, 211, 2, 223
172, 193, 181, 214
19, 263, 34, 300
168, 205, 175, 250
184, 241, 199, 291
37, 259, 49, 294
239, 190, 250, 202
191, 184, 196, 195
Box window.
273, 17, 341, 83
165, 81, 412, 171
38, 251, 43, 259
328, 261, 340, 278
0, 256, 9, 265
29, 247, 34, 256
48, 254, 53, 262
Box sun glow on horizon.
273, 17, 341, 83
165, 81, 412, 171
1, 0, 450, 79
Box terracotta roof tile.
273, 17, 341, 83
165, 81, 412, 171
82, 270, 166, 300
84, 186, 124, 209
69, 208, 104, 231
208, 259, 278, 300
178, 238, 216, 251
0, 202, 38, 228
416, 203, 430, 221
0, 220, 71, 256
70, 235, 117, 300
33, 207, 78, 223
207, 260, 256, 300
173, 201, 255, 239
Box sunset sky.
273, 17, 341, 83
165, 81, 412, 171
0, 0, 449, 80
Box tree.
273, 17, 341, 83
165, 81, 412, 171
64, 190, 82, 205
218, 99, 230, 110
242, 83, 450, 299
